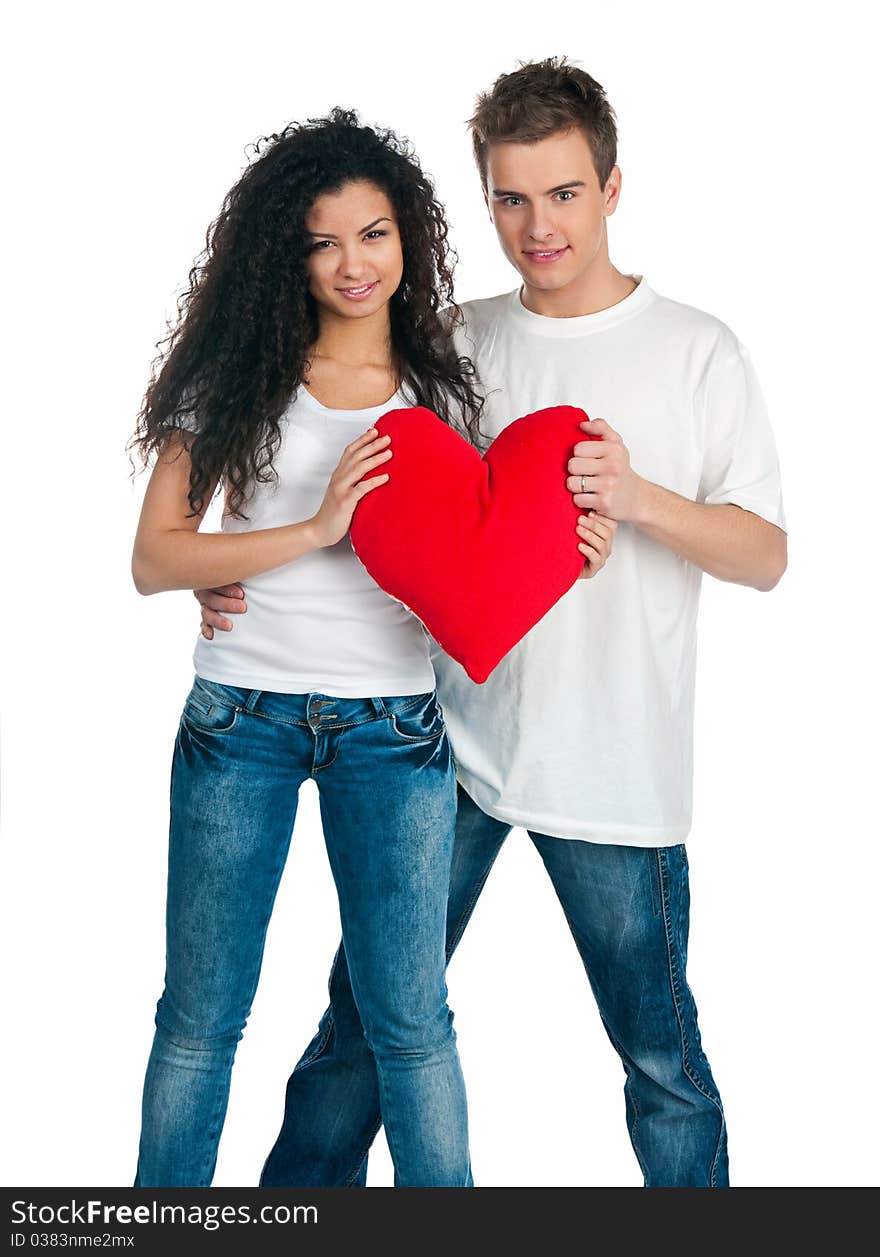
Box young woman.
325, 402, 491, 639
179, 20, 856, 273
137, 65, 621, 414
129, 108, 488, 1188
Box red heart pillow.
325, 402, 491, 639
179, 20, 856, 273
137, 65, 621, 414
350, 405, 594, 683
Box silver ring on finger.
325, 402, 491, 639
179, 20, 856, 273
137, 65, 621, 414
580, 475, 587, 494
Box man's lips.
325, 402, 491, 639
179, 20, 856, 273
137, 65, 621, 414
522, 246, 569, 263
336, 281, 379, 300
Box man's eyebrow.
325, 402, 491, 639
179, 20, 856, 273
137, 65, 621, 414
491, 180, 586, 199
546, 180, 586, 194
305, 216, 392, 238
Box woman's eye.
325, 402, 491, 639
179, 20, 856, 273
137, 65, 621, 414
311, 240, 334, 251
364, 230, 388, 240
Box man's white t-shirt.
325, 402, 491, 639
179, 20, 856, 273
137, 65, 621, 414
432, 276, 785, 846
191, 386, 435, 697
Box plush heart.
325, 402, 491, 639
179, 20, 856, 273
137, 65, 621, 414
350, 405, 595, 683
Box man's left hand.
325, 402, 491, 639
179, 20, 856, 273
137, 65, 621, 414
567, 418, 647, 522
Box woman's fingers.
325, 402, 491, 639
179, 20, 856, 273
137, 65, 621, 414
346, 432, 390, 461
350, 448, 392, 480
335, 434, 391, 484
354, 435, 391, 466
349, 427, 380, 450
334, 429, 384, 472
356, 473, 391, 495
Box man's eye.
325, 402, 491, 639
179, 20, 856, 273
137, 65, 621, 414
556, 191, 575, 201
503, 197, 523, 207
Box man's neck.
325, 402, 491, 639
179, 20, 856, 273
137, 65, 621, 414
520, 262, 638, 320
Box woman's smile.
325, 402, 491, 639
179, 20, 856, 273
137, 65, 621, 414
336, 280, 380, 300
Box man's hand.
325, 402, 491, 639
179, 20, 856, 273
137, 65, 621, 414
567, 418, 785, 591
567, 418, 647, 522
195, 583, 247, 639
576, 511, 617, 579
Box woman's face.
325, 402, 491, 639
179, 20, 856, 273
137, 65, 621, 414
305, 180, 404, 322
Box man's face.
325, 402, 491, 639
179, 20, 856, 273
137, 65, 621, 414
484, 127, 621, 295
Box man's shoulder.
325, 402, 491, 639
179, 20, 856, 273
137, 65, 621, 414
457, 290, 516, 326
647, 285, 744, 360
441, 291, 516, 344
443, 282, 747, 364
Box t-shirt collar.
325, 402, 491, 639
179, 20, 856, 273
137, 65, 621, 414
508, 274, 654, 337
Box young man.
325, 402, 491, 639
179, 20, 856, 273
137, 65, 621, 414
195, 59, 786, 1186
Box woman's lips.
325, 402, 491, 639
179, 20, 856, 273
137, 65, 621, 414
337, 281, 379, 300
523, 247, 569, 264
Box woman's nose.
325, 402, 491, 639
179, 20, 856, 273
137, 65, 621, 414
338, 248, 369, 279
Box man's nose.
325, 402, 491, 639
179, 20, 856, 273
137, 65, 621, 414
526, 214, 558, 242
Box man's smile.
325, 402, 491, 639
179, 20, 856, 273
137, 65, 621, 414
522, 246, 570, 263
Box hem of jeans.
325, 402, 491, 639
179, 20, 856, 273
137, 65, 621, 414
657, 847, 727, 1187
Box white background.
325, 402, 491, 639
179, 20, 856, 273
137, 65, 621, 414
2, 0, 878, 1188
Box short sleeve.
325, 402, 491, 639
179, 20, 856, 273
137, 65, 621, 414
697, 334, 786, 531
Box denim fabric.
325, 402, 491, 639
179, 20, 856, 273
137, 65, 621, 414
134, 678, 470, 1187
261, 783, 728, 1187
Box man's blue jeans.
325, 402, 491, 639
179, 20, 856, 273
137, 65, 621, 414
261, 784, 728, 1187
134, 678, 470, 1187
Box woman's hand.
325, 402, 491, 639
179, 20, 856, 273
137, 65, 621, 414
309, 428, 392, 549
576, 511, 617, 579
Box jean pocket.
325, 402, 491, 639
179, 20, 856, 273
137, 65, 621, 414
388, 691, 446, 744
181, 676, 240, 734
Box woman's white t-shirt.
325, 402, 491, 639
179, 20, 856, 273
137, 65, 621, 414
191, 386, 435, 697
430, 277, 786, 846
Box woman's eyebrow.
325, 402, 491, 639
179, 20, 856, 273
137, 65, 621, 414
305, 216, 392, 238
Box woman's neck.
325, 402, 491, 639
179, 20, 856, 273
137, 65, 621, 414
312, 305, 393, 368
305, 305, 399, 409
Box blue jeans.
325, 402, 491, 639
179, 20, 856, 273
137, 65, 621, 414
261, 784, 728, 1187
134, 678, 470, 1187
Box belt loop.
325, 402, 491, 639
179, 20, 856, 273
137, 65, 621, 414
244, 689, 262, 712
370, 696, 387, 716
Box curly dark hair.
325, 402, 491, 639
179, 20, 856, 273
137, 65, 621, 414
129, 107, 485, 518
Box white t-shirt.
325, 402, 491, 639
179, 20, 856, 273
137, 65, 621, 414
191, 386, 435, 697
432, 276, 786, 846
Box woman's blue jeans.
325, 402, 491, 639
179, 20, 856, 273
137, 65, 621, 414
134, 678, 470, 1187
261, 785, 728, 1187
